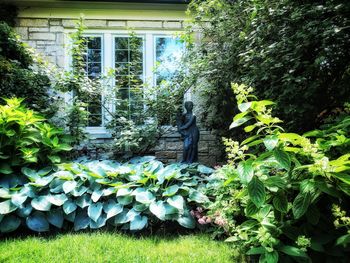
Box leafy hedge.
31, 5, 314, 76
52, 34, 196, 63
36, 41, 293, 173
0, 157, 213, 233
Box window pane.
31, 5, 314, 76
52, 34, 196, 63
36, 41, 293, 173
115, 36, 144, 122
155, 36, 184, 85
83, 36, 103, 127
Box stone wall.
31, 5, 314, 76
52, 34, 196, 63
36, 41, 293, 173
13, 17, 223, 166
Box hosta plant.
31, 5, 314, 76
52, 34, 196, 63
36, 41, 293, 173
0, 157, 213, 233
208, 83, 350, 262
0, 98, 72, 175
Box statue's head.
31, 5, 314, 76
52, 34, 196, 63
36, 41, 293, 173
184, 101, 194, 111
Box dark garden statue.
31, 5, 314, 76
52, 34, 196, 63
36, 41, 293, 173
177, 101, 200, 163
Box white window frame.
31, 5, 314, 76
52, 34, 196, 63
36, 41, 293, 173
64, 29, 181, 138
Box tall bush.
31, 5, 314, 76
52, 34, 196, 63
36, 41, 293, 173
182, 0, 350, 133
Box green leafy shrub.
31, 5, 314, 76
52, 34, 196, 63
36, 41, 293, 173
182, 0, 350, 133
0, 157, 213, 233
0, 98, 72, 174
207, 84, 350, 262
0, 22, 55, 115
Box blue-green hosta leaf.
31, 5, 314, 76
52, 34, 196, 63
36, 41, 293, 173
64, 211, 76, 222
0, 188, 11, 199
248, 176, 266, 208
163, 185, 179, 197
102, 187, 117, 196
167, 195, 185, 211
26, 211, 49, 232
126, 209, 140, 222
31, 196, 51, 211
150, 201, 166, 220
29, 176, 53, 187
103, 200, 123, 219
197, 165, 214, 174
48, 194, 68, 206
62, 180, 77, 194
37, 166, 52, 176
237, 160, 254, 184
11, 193, 27, 206
130, 215, 148, 231
117, 195, 133, 205
49, 179, 64, 193
74, 210, 90, 231
177, 212, 195, 229
135, 190, 155, 204
164, 203, 179, 220
88, 202, 103, 222
52, 171, 74, 180
47, 209, 64, 228
188, 191, 209, 204
133, 203, 148, 212
21, 167, 38, 180
114, 209, 130, 224
20, 185, 36, 198
145, 160, 163, 173
91, 188, 103, 202
63, 200, 77, 214
16, 204, 32, 218
71, 186, 88, 197
90, 214, 107, 229
263, 135, 279, 151
116, 188, 133, 197
0, 215, 21, 233
76, 195, 92, 208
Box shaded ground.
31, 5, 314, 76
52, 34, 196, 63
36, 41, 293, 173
0, 232, 234, 263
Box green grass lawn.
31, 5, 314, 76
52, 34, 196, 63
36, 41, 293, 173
0, 232, 234, 263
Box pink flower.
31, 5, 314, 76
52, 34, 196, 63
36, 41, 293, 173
198, 218, 206, 225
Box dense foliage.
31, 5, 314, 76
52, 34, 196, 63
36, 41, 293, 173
0, 98, 72, 174
182, 0, 350, 133
207, 84, 350, 262
0, 20, 54, 115
0, 157, 213, 233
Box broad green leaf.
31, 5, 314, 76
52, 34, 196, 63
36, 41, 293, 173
135, 190, 155, 204
245, 200, 259, 216
133, 203, 148, 212
280, 245, 308, 258
237, 160, 254, 184
114, 209, 130, 224
292, 192, 311, 219
29, 176, 53, 187
130, 215, 148, 231
31, 196, 51, 211
71, 186, 88, 197
238, 102, 252, 112
188, 191, 209, 204
0, 215, 21, 233
264, 176, 287, 189
177, 212, 195, 229
16, 203, 32, 218
336, 234, 350, 246
74, 210, 90, 231
197, 165, 214, 174
273, 149, 291, 170
116, 188, 133, 197
163, 185, 179, 197
263, 135, 279, 151
11, 194, 27, 206
64, 211, 76, 222
259, 251, 279, 263
88, 202, 103, 222
117, 195, 133, 205
47, 209, 64, 228
167, 195, 185, 211
76, 194, 91, 208
246, 246, 266, 255
150, 201, 166, 220
103, 200, 123, 219
26, 211, 49, 232
272, 194, 288, 213
91, 188, 103, 202
0, 188, 11, 199
0, 163, 13, 175
90, 214, 107, 229
248, 176, 266, 207
48, 194, 68, 206
62, 180, 77, 193
63, 200, 77, 214
229, 116, 252, 129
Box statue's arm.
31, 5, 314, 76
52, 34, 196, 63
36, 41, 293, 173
179, 115, 196, 130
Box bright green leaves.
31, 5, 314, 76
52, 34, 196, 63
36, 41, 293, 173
237, 160, 254, 184
248, 176, 266, 207
273, 149, 291, 171
263, 135, 279, 151
292, 192, 311, 219
272, 194, 288, 213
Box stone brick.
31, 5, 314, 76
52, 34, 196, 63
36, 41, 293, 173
201, 134, 216, 141
62, 19, 78, 28
127, 21, 162, 29
85, 20, 107, 28
198, 141, 209, 153
50, 19, 62, 26
163, 21, 182, 29
153, 140, 165, 151
107, 21, 127, 27
56, 33, 64, 45
56, 56, 65, 68
29, 32, 56, 41
19, 18, 48, 27
50, 26, 64, 32
155, 151, 177, 159
166, 141, 182, 151
29, 27, 49, 32
14, 27, 28, 40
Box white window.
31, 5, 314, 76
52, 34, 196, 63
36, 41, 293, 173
66, 30, 184, 138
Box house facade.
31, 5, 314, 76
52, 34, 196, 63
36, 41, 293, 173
6, 0, 222, 165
